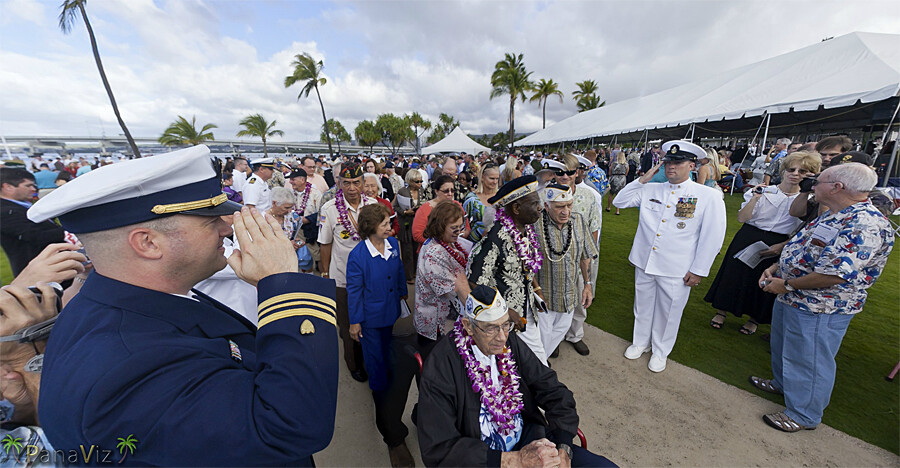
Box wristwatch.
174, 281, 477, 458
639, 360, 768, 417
557, 443, 573, 460
784, 279, 796, 292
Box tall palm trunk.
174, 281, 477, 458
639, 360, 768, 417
79, 2, 140, 158
262, 135, 268, 157
542, 99, 547, 129
314, 84, 334, 159
508, 96, 516, 150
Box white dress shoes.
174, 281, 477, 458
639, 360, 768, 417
648, 354, 667, 373
624, 344, 651, 360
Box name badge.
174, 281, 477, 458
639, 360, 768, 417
810, 223, 839, 247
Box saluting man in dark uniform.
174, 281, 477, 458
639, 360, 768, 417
28, 145, 339, 466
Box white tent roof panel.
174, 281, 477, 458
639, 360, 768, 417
421, 126, 490, 154
518, 32, 900, 146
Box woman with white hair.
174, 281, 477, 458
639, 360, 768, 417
363, 172, 399, 235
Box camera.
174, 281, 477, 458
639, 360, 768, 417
799, 175, 818, 193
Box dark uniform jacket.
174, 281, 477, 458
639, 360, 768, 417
417, 332, 578, 467
39, 272, 338, 466
0, 198, 65, 276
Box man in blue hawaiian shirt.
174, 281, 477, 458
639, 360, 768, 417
750, 163, 894, 433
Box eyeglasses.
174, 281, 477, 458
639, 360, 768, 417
820, 152, 842, 158
554, 170, 577, 177
449, 224, 465, 234
784, 167, 811, 175
812, 179, 840, 187
411, 179, 422, 183
439, 188, 454, 194
472, 321, 516, 337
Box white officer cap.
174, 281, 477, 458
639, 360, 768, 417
249, 157, 276, 168
574, 155, 593, 169
540, 158, 567, 171
661, 140, 705, 162
28, 145, 241, 234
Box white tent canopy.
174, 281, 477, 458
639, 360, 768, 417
518, 32, 900, 146
421, 126, 490, 154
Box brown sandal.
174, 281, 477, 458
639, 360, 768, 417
710, 312, 727, 329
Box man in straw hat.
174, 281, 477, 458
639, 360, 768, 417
30, 145, 338, 466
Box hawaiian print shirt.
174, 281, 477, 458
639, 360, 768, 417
777, 200, 894, 315
468, 222, 537, 320
585, 166, 609, 196
572, 185, 601, 234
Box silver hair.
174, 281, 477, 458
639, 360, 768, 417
363, 172, 383, 193
823, 162, 877, 193
404, 169, 421, 185
270, 186, 295, 206
776, 138, 792, 146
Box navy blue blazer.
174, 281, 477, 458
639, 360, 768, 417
38, 272, 338, 466
345, 237, 406, 328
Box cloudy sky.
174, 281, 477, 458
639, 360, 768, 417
1, 0, 898, 143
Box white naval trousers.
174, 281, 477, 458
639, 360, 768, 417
539, 309, 575, 358
518, 308, 548, 366
632, 266, 691, 358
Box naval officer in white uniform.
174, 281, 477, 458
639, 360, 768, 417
613, 140, 726, 372
242, 158, 275, 209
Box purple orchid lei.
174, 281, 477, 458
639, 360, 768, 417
495, 207, 543, 275
297, 182, 312, 214
453, 318, 523, 436
335, 189, 367, 241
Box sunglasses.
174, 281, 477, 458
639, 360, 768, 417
554, 169, 577, 177
439, 188, 455, 194
411, 179, 422, 183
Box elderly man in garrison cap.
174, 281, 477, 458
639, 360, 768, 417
318, 161, 378, 382
468, 175, 549, 365
242, 157, 276, 209
534, 184, 597, 360
613, 140, 726, 373
417, 284, 617, 468
29, 145, 339, 466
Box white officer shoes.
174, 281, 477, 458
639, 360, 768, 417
648, 354, 667, 373
624, 344, 651, 360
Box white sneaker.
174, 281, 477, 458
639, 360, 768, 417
648, 354, 667, 373
624, 344, 651, 360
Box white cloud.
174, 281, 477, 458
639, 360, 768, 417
1, 0, 898, 142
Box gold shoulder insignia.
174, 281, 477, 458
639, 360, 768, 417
300, 319, 315, 335
248, 178, 256, 184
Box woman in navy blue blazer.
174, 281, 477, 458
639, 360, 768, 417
346, 203, 411, 458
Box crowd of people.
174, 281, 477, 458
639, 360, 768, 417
0, 133, 895, 466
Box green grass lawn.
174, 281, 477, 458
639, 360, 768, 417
590, 192, 900, 454
1, 249, 12, 285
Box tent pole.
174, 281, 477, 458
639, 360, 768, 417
879, 99, 900, 149
761, 114, 772, 154
881, 128, 899, 188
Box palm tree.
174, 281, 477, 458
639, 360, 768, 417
59, 0, 140, 158
577, 94, 606, 112
529, 78, 564, 129
426, 113, 460, 144
116, 434, 138, 464
490, 53, 533, 149
407, 112, 431, 155
285, 52, 333, 159
159, 115, 217, 146
572, 80, 606, 112
321, 119, 350, 154
2, 434, 23, 461
236, 114, 283, 157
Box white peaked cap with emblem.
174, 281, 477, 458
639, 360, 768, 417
574, 155, 593, 168
540, 158, 567, 171
661, 140, 705, 162
250, 157, 276, 167
27, 145, 241, 234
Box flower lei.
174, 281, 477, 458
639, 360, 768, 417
452, 318, 523, 436
437, 240, 468, 268
296, 182, 312, 214
495, 207, 542, 275
335, 189, 368, 241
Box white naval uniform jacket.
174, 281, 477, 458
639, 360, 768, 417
613, 178, 726, 278
242, 174, 271, 208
